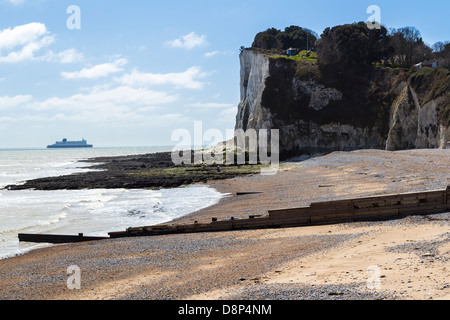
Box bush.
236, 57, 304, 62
317, 22, 390, 70
252, 26, 318, 52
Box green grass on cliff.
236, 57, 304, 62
268, 50, 318, 62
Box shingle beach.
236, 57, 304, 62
0, 149, 449, 300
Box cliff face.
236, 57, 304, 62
385, 84, 447, 150
236, 49, 450, 159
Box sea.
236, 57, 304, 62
0, 147, 225, 260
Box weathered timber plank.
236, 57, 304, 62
266, 216, 311, 225
311, 200, 353, 208
310, 212, 356, 222
398, 204, 448, 214
18, 233, 108, 244
270, 208, 351, 220
352, 208, 399, 217
268, 207, 311, 215
108, 186, 450, 238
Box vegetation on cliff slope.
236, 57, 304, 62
251, 22, 450, 69
409, 68, 450, 123
251, 22, 449, 133
269, 50, 317, 62
317, 22, 391, 70
252, 26, 318, 52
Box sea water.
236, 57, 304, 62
0, 147, 225, 260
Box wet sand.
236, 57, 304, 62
0, 149, 449, 300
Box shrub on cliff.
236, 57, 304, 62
316, 22, 391, 70
409, 68, 450, 124
252, 26, 318, 51
387, 27, 433, 67
432, 41, 450, 68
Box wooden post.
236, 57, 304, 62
446, 186, 450, 206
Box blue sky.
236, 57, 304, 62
0, 0, 448, 148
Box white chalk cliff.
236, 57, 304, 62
235, 49, 449, 159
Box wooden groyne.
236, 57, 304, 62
18, 186, 450, 243
18, 233, 108, 244
109, 186, 450, 239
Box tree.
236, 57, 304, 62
432, 41, 448, 54
316, 22, 390, 68
412, 40, 432, 64
387, 29, 407, 65
252, 28, 282, 50
432, 41, 450, 68
252, 26, 318, 51
398, 27, 421, 65
277, 26, 318, 51
387, 27, 431, 66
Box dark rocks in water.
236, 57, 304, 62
4, 152, 260, 191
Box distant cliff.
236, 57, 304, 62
235, 49, 450, 159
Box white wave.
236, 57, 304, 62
0, 147, 224, 260
0, 186, 224, 259
36, 212, 68, 227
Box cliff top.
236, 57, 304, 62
249, 22, 450, 70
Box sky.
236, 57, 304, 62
0, 0, 448, 148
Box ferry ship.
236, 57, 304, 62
47, 138, 93, 149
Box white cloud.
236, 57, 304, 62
44, 48, 84, 64
117, 66, 209, 90
165, 32, 208, 50
0, 23, 55, 63
215, 106, 238, 124
0, 22, 83, 63
4, 0, 24, 5
204, 51, 220, 58
33, 85, 177, 111
0, 84, 185, 129
187, 102, 235, 109
0, 95, 33, 110
0, 85, 178, 113
204, 50, 235, 58
61, 58, 128, 80
0, 22, 48, 51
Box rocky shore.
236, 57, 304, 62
4, 151, 263, 191
0, 149, 449, 301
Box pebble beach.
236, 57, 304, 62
0, 149, 449, 300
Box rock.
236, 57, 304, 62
3, 152, 262, 191
387, 87, 448, 150
235, 49, 450, 160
